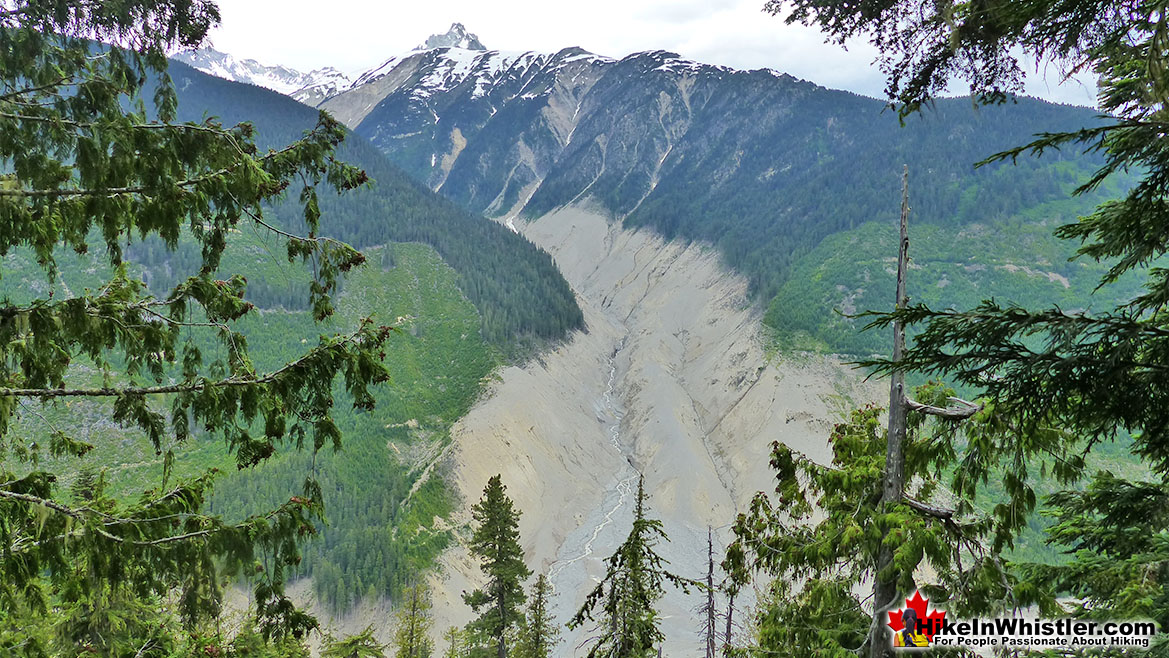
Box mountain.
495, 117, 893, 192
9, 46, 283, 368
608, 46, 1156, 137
321, 43, 1115, 324
34, 29, 1140, 655
173, 24, 484, 107
415, 22, 486, 51
172, 46, 352, 104
311, 36, 1148, 651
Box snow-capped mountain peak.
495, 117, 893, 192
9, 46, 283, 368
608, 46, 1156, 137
171, 47, 352, 105
414, 23, 486, 51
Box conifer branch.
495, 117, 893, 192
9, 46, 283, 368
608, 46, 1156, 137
0, 136, 305, 198
0, 110, 252, 156
236, 199, 355, 252
0, 326, 376, 398
0, 75, 72, 100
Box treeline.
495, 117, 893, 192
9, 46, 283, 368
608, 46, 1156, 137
136, 59, 583, 348
620, 91, 1108, 305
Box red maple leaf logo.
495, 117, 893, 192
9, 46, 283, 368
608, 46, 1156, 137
887, 591, 947, 641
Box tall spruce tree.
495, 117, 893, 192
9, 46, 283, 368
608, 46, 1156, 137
463, 475, 530, 658
777, 0, 1169, 649
394, 582, 434, 658
0, 1, 389, 655
569, 476, 693, 658
515, 573, 558, 658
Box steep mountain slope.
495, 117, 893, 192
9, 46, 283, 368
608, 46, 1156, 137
168, 29, 1137, 653
312, 35, 1141, 653
156, 58, 582, 607
323, 41, 1108, 308
160, 58, 582, 347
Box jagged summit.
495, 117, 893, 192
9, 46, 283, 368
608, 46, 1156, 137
415, 23, 486, 51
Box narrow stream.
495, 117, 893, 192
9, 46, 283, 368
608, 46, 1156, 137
546, 336, 639, 625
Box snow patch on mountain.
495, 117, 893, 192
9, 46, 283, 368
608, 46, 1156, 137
172, 47, 352, 104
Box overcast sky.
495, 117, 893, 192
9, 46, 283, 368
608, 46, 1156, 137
203, 0, 1098, 107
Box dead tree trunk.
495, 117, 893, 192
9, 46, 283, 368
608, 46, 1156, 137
724, 589, 735, 655
869, 165, 911, 658
703, 526, 717, 658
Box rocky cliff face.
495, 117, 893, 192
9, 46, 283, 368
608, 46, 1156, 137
323, 46, 616, 216
414, 22, 487, 51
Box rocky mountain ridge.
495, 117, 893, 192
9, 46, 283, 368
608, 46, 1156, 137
414, 22, 486, 51
319, 37, 1102, 307
175, 24, 492, 107
172, 46, 351, 104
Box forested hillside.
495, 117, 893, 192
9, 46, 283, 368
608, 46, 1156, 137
6, 237, 491, 612
767, 172, 1142, 355
143, 63, 582, 608
149, 59, 582, 348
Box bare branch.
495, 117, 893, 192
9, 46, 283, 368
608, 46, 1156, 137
905, 396, 982, 419
903, 497, 955, 520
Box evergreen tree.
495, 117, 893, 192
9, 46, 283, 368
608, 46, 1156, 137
779, 0, 1169, 649
569, 476, 693, 658
322, 626, 387, 658
515, 574, 558, 658
463, 475, 531, 658
724, 388, 1009, 658
0, 1, 389, 654
443, 626, 463, 658
394, 582, 434, 658
724, 177, 1022, 658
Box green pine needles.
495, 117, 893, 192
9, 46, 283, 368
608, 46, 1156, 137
569, 475, 694, 658
0, 1, 391, 655
463, 474, 531, 658
724, 385, 1038, 658
394, 583, 435, 658
515, 573, 558, 658
776, 0, 1169, 653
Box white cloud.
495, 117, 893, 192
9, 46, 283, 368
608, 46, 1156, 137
203, 0, 1095, 106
